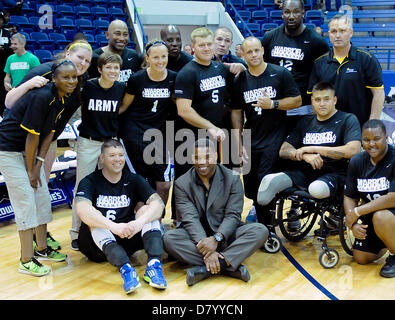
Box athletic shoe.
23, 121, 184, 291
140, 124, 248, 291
33, 232, 61, 251
143, 260, 167, 289
380, 255, 395, 278
287, 208, 301, 232
186, 265, 212, 286
70, 239, 79, 251
34, 247, 67, 262
223, 265, 250, 282
46, 232, 61, 250
245, 206, 257, 223
120, 263, 141, 294
18, 258, 51, 277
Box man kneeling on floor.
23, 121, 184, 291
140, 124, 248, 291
75, 139, 167, 294
164, 138, 268, 286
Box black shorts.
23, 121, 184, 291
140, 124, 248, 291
78, 222, 144, 263
353, 209, 395, 254
123, 138, 171, 184
243, 143, 283, 200
284, 169, 345, 198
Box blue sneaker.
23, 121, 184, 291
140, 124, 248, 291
120, 263, 140, 294
246, 205, 257, 223
143, 260, 167, 289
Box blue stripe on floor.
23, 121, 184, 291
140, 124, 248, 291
281, 246, 339, 300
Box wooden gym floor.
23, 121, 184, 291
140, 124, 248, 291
0, 192, 393, 301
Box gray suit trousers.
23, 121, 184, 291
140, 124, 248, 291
164, 223, 268, 272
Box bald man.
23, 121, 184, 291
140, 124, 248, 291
160, 25, 193, 72
88, 20, 143, 82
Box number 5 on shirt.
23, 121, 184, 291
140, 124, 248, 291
212, 89, 219, 103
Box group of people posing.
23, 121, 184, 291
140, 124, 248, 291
0, 0, 393, 295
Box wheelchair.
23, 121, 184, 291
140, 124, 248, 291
262, 187, 355, 269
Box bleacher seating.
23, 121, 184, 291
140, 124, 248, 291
252, 10, 269, 25
326, 10, 395, 22
34, 49, 53, 63
305, 10, 324, 26
322, 23, 395, 36
351, 0, 395, 9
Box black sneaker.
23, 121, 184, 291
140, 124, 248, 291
186, 266, 212, 286
287, 208, 301, 232
380, 255, 395, 278
71, 239, 79, 251
223, 265, 250, 282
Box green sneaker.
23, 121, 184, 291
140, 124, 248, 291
18, 258, 51, 277
34, 247, 67, 262
33, 232, 61, 251
46, 232, 61, 250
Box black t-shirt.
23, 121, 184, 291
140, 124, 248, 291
308, 45, 383, 126
76, 168, 155, 223
18, 61, 86, 141
231, 63, 300, 150
167, 51, 193, 72
174, 60, 234, 133
88, 47, 143, 83
286, 110, 361, 176
344, 145, 395, 205
0, 83, 65, 152
262, 25, 329, 106
120, 69, 177, 141
78, 78, 125, 139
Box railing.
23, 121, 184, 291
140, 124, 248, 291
125, 0, 148, 53
224, 0, 254, 37
365, 48, 395, 71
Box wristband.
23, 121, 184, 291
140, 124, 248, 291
353, 207, 360, 217
36, 156, 45, 163
270, 100, 274, 109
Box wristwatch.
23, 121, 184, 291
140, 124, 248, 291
214, 232, 224, 243
273, 100, 279, 109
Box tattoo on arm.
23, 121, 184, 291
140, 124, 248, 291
147, 193, 165, 208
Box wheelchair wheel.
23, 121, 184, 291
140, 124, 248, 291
277, 199, 318, 242
338, 212, 354, 256
262, 233, 282, 254
319, 248, 339, 269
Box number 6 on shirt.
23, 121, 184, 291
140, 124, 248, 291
106, 210, 117, 221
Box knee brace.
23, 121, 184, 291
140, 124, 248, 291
143, 230, 163, 261
102, 241, 130, 269
308, 180, 331, 199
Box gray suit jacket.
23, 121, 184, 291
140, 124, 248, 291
174, 164, 244, 244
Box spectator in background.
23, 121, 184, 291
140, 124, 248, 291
325, 0, 342, 12
183, 44, 193, 56
4, 33, 40, 92
73, 32, 87, 41
315, 25, 323, 36
0, 10, 12, 115
275, 0, 283, 9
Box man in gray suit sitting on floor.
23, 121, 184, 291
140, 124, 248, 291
164, 138, 268, 286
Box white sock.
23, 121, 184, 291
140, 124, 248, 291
147, 258, 160, 267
